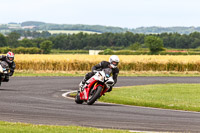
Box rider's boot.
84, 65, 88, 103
79, 78, 87, 92
106, 86, 113, 92
4, 75, 9, 82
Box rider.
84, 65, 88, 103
0, 51, 16, 82
79, 55, 120, 92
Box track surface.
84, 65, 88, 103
0, 76, 200, 132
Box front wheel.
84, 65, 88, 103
75, 91, 84, 104
87, 86, 103, 105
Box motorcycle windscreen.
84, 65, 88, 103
103, 68, 112, 78
0, 61, 9, 69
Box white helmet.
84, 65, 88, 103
109, 55, 119, 68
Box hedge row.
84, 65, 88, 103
0, 47, 41, 54
99, 49, 200, 55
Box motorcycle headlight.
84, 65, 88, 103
105, 74, 110, 78
98, 74, 104, 81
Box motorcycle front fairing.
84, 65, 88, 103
0, 61, 10, 81
79, 72, 104, 100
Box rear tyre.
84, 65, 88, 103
75, 91, 84, 104
87, 86, 103, 105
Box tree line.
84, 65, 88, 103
18, 21, 200, 34
0, 31, 200, 53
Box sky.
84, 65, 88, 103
0, 0, 200, 28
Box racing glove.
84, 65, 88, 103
9, 71, 14, 76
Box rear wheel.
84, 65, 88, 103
75, 91, 84, 104
87, 86, 103, 105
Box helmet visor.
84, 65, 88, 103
111, 61, 118, 66
8, 57, 14, 61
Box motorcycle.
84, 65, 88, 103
0, 61, 10, 85
75, 68, 114, 105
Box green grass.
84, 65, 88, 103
14, 71, 84, 77
13, 72, 82, 77
13, 70, 200, 77
0, 121, 130, 133
120, 71, 200, 77
99, 84, 200, 112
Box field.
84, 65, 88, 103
0, 121, 129, 133
100, 84, 200, 112
14, 54, 200, 72
38, 30, 100, 34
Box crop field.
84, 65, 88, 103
14, 54, 200, 72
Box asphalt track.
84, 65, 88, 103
0, 76, 200, 132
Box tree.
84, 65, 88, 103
145, 36, 164, 54
7, 32, 21, 47
191, 38, 200, 48
19, 38, 37, 47
40, 40, 54, 54
0, 33, 7, 47
41, 31, 51, 38
129, 42, 141, 50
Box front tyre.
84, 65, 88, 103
75, 91, 84, 104
87, 86, 103, 105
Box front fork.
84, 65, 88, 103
80, 82, 105, 100
100, 86, 109, 96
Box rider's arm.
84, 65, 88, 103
10, 62, 16, 71
9, 62, 16, 76
0, 55, 5, 60
91, 61, 106, 72
112, 68, 119, 85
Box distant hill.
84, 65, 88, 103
132, 26, 200, 34
21, 21, 46, 26
1, 21, 200, 34
20, 21, 126, 33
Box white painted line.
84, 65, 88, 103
62, 91, 77, 100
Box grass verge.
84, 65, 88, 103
14, 70, 85, 77
99, 84, 200, 112
0, 121, 130, 133
13, 70, 200, 77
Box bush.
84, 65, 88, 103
40, 40, 54, 54
0, 47, 12, 53
51, 49, 89, 54
145, 36, 165, 54
160, 51, 200, 55
0, 47, 41, 54
129, 42, 141, 50
99, 50, 150, 55
103, 49, 114, 55
99, 49, 200, 55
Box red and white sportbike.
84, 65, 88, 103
75, 68, 114, 105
